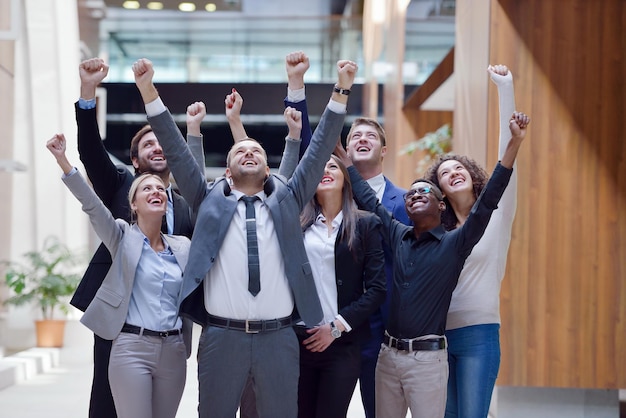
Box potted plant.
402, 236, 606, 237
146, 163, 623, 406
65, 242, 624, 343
400, 124, 452, 176
3, 236, 83, 347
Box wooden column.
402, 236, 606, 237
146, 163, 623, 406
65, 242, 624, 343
380, 0, 413, 185
476, 0, 626, 389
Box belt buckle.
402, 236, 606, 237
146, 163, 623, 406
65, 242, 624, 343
159, 331, 169, 338
245, 320, 260, 334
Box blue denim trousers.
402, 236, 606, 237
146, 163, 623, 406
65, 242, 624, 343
444, 324, 500, 418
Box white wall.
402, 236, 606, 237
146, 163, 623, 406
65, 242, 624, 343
2, 0, 88, 349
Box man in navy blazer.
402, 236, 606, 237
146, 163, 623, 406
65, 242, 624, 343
69, 58, 204, 418
276, 54, 409, 417
345, 117, 411, 418
132, 57, 357, 418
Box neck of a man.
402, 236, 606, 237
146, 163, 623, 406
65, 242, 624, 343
353, 160, 383, 181
232, 179, 264, 197
412, 217, 440, 237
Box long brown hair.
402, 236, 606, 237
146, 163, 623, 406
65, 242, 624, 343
300, 155, 360, 250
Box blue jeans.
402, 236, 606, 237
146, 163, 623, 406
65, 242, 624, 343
445, 324, 500, 418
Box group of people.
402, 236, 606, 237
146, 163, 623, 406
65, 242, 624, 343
45, 51, 529, 418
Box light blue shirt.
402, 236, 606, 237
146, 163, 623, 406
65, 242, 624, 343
78, 97, 96, 109
126, 234, 183, 331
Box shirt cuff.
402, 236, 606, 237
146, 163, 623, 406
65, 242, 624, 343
327, 99, 347, 114
336, 314, 352, 333
77, 98, 96, 110
61, 167, 78, 179
145, 97, 166, 117
287, 87, 305, 103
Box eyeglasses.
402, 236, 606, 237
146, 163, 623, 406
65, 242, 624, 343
403, 186, 435, 201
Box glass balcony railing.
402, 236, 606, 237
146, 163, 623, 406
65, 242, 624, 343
99, 8, 454, 86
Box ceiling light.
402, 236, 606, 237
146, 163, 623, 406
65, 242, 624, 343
205, 3, 217, 12
147, 2, 164, 10
178, 2, 196, 12
122, 0, 140, 9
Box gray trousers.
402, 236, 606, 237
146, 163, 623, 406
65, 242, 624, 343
108, 332, 187, 418
198, 325, 299, 418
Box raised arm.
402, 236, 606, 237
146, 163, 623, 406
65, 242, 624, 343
132, 58, 209, 214
225, 88, 248, 142
76, 58, 128, 207
285, 51, 313, 157
186, 101, 207, 173
488, 65, 516, 160
277, 106, 302, 178
488, 64, 518, 221
500, 112, 530, 169
458, 113, 529, 252
46, 134, 122, 253
334, 140, 400, 246
287, 59, 357, 209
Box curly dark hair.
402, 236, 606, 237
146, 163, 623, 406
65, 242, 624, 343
424, 154, 489, 231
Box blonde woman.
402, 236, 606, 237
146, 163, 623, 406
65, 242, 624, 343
47, 133, 191, 418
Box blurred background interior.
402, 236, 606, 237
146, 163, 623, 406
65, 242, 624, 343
0, 1, 624, 417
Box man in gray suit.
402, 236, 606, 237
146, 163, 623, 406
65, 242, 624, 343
132, 58, 357, 418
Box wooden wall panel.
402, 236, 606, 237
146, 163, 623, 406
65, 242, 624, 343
489, 0, 626, 388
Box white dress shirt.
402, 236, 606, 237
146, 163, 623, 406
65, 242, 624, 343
203, 190, 294, 320
303, 212, 351, 331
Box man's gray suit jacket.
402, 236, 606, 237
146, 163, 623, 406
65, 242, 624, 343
148, 105, 347, 328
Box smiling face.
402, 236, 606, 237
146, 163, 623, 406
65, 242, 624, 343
316, 157, 345, 196
346, 122, 387, 168
436, 159, 474, 198
131, 131, 169, 175
225, 139, 270, 183
404, 180, 444, 222
129, 174, 167, 220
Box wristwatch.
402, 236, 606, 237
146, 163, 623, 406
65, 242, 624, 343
330, 321, 342, 339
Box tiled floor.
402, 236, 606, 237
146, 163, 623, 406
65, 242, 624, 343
0, 322, 374, 418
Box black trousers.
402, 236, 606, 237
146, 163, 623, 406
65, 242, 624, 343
89, 334, 117, 418
296, 332, 361, 418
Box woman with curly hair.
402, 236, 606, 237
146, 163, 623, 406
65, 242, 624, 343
424, 65, 528, 418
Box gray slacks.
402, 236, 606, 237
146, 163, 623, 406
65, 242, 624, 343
198, 325, 299, 418
108, 332, 187, 418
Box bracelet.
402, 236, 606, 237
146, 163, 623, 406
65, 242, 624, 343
333, 85, 351, 96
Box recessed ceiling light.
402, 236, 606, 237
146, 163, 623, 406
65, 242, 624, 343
122, 0, 140, 9
147, 2, 164, 10
179, 2, 196, 12
205, 3, 217, 12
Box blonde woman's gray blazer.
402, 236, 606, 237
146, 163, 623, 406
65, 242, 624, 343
62, 170, 192, 357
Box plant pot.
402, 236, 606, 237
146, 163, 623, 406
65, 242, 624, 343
35, 319, 66, 347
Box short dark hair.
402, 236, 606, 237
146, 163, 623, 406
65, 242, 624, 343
129, 125, 154, 162
409, 178, 444, 201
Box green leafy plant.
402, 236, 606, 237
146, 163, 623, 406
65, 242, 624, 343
400, 124, 452, 175
3, 236, 83, 319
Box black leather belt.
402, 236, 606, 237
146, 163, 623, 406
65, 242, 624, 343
383, 334, 446, 352
208, 314, 293, 334
121, 323, 181, 338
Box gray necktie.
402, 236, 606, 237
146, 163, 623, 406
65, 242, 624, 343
241, 196, 260, 296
